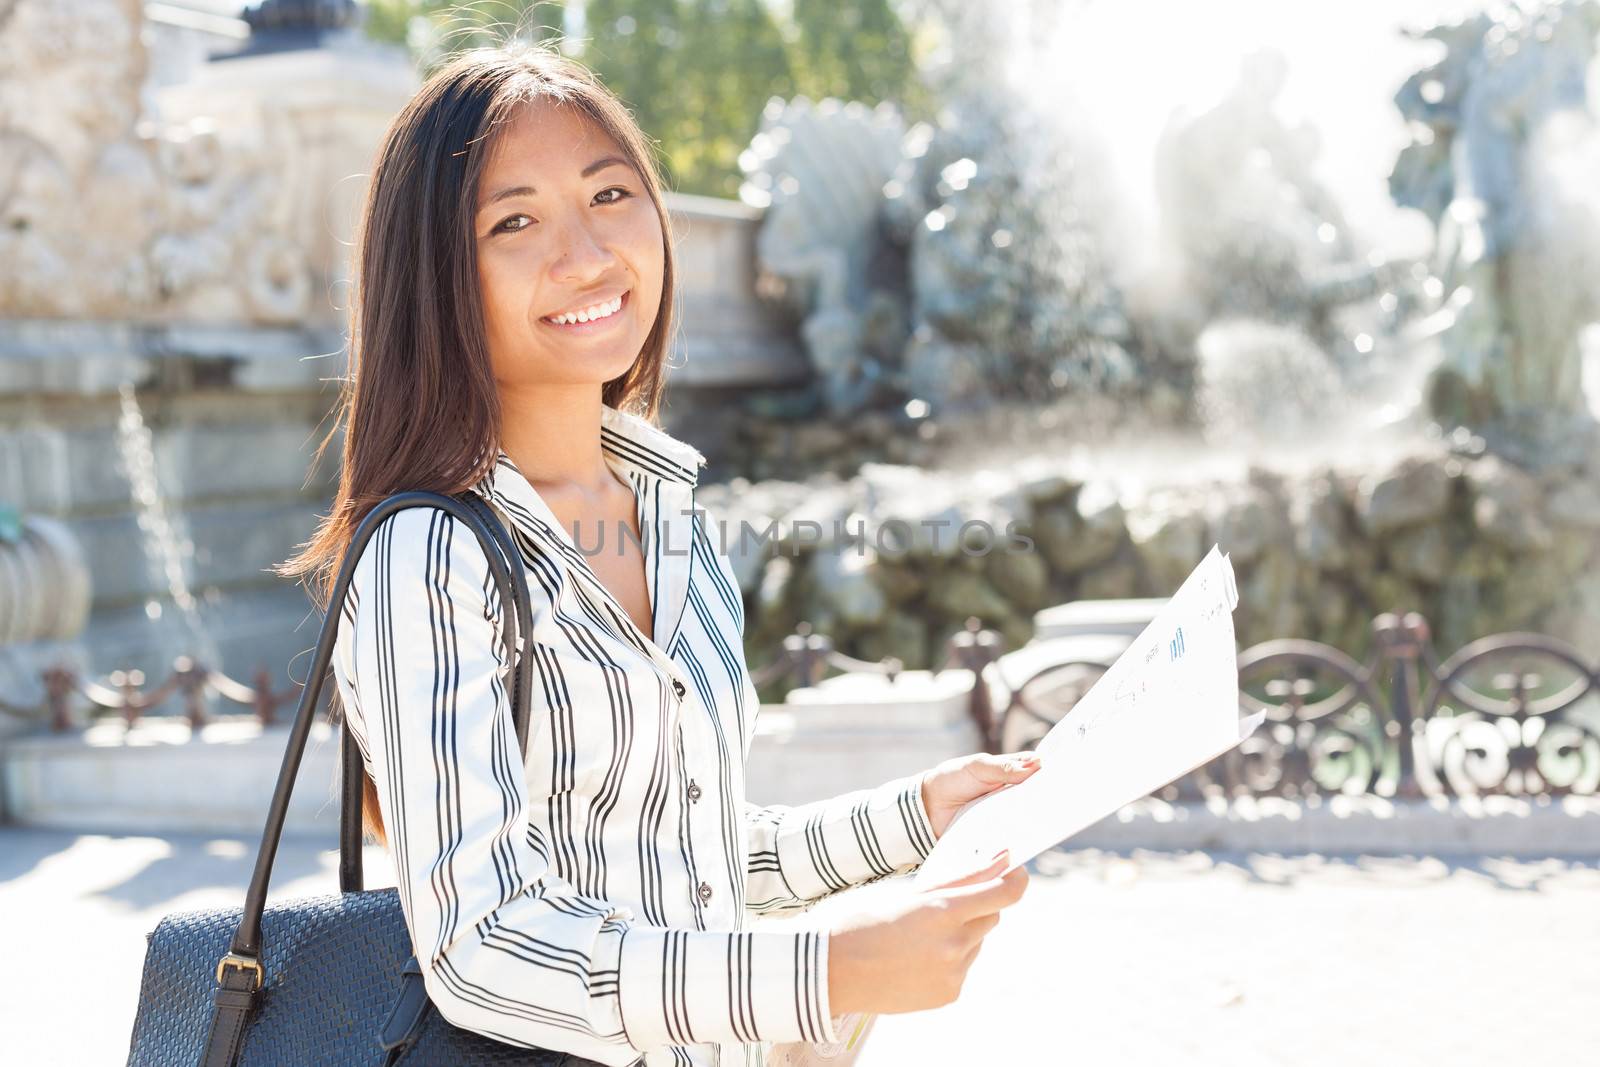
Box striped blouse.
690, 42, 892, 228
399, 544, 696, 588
330, 402, 939, 1067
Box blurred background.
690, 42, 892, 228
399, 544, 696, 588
2, 1, 1598, 1064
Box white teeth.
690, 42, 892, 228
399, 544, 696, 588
547, 294, 623, 325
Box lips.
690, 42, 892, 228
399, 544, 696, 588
540, 289, 630, 331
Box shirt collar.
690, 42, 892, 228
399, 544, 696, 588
467, 403, 704, 663
595, 402, 707, 488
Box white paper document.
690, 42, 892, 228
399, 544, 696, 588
913, 545, 1265, 888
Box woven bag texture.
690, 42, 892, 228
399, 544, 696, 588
126, 885, 613, 1066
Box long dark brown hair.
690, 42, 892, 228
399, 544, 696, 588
274, 41, 679, 850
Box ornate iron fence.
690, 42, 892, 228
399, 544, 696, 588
987, 611, 1600, 800
5, 609, 1598, 800
0, 658, 299, 731
0, 620, 911, 734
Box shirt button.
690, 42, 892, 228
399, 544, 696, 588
687, 780, 701, 802
672, 679, 686, 698
697, 881, 713, 903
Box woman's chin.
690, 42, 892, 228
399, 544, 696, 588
517, 347, 642, 386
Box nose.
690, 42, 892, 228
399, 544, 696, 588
547, 214, 617, 282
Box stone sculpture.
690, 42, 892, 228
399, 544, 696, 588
883, 87, 1138, 414
0, 0, 162, 316
1154, 47, 1409, 427
1390, 0, 1600, 434
0, 0, 406, 324
742, 0, 1138, 417
739, 96, 910, 415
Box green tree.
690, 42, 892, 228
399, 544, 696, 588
581, 0, 792, 198
363, 0, 936, 198
363, 0, 565, 59
787, 0, 934, 123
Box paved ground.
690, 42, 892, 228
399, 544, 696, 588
3, 827, 1596, 1066
857, 848, 1600, 1066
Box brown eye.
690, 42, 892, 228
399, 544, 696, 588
494, 214, 532, 234
596, 186, 633, 205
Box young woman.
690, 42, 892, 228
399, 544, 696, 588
278, 42, 1038, 1067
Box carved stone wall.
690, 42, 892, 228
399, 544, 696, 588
0, 0, 415, 326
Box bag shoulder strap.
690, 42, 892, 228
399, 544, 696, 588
200, 490, 535, 1067
337, 491, 533, 891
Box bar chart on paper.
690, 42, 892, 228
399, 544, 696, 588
913, 544, 1262, 888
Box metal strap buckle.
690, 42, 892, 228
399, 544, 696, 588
215, 952, 264, 990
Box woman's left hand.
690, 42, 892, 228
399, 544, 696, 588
919, 751, 1044, 841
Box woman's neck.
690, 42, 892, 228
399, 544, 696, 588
498, 384, 616, 495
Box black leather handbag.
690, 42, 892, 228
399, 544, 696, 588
125, 491, 612, 1067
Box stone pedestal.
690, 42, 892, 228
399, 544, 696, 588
745, 669, 982, 806
1032, 597, 1164, 640
1, 715, 340, 833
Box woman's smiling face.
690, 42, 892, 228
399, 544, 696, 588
474, 98, 664, 390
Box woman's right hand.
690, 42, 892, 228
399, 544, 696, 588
825, 850, 1030, 1016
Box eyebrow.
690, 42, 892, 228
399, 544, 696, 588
478, 156, 635, 213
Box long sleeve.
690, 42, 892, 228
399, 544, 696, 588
743, 773, 939, 914
697, 499, 941, 914
339, 508, 839, 1063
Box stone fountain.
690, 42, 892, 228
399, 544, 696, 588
715, 0, 1600, 677
0, 0, 417, 721
0, 0, 823, 726
3, 0, 1599, 825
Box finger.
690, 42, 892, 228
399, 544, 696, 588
1007, 750, 1044, 775
1001, 865, 1030, 906
960, 911, 1000, 940
941, 862, 1030, 918
969, 751, 1045, 786
927, 849, 1009, 891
